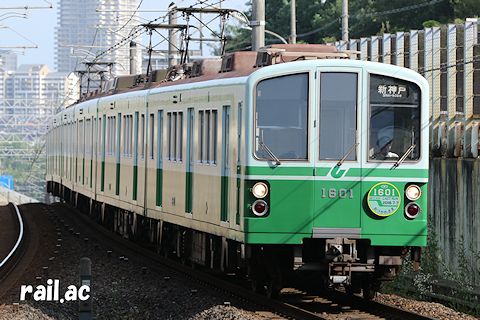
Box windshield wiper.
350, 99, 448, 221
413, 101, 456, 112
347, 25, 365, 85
336, 142, 359, 167
258, 139, 281, 166
392, 144, 416, 168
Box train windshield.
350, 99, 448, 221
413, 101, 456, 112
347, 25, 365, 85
369, 74, 421, 161
254, 73, 309, 161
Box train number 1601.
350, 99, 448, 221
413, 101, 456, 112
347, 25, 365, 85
321, 188, 354, 199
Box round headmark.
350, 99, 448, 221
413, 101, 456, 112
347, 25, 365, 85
367, 182, 401, 217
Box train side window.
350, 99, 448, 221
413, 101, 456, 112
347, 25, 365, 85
173, 112, 177, 161
206, 110, 211, 163
79, 119, 84, 158
157, 110, 163, 165
122, 115, 133, 157
178, 112, 183, 162
140, 114, 145, 159
98, 117, 102, 157
128, 115, 133, 157
199, 111, 204, 162
319, 72, 357, 161
116, 115, 121, 159
91, 118, 95, 156
122, 115, 127, 157
196, 109, 217, 164
107, 116, 116, 156
166, 111, 183, 162
85, 118, 91, 156
106, 118, 110, 155
167, 112, 172, 160
149, 113, 154, 160
212, 110, 217, 164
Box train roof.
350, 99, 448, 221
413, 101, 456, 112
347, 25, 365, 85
76, 44, 352, 102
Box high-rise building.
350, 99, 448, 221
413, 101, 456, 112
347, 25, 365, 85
0, 64, 79, 198
0, 64, 79, 142
55, 0, 141, 76
0, 50, 17, 71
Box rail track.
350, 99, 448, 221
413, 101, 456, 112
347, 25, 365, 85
0, 203, 25, 288
0, 203, 61, 303
49, 202, 435, 320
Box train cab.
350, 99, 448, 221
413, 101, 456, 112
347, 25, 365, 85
242, 58, 429, 296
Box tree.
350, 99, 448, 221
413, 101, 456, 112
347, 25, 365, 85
224, 0, 479, 51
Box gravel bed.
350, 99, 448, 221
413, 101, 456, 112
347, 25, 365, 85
0, 204, 267, 320
0, 304, 54, 320
190, 305, 268, 320
374, 293, 478, 320
6, 204, 475, 320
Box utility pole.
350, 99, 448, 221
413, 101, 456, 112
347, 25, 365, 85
129, 41, 137, 75
168, 3, 178, 67
290, 0, 296, 44
251, 0, 265, 51
342, 0, 349, 41
199, 12, 203, 56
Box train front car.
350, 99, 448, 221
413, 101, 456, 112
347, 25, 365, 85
243, 59, 429, 298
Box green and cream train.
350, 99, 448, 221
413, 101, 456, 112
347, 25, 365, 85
46, 45, 429, 298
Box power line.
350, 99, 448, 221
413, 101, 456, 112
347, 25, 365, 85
114, 0, 144, 33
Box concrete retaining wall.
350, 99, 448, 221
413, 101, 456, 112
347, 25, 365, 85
429, 158, 480, 284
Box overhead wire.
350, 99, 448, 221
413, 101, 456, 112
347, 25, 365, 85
113, 0, 144, 33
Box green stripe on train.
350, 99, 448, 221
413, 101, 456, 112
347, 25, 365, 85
115, 162, 120, 196
82, 158, 85, 185
133, 165, 138, 201
220, 175, 228, 222
90, 159, 93, 188
156, 168, 163, 206
185, 171, 193, 213
244, 166, 428, 178
101, 161, 105, 192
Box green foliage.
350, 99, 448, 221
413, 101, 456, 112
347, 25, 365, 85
0, 139, 46, 200
225, 0, 480, 50
422, 20, 442, 28
383, 223, 480, 317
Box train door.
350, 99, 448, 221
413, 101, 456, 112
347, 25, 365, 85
235, 102, 242, 226
221, 105, 230, 222
185, 108, 194, 213
313, 68, 363, 235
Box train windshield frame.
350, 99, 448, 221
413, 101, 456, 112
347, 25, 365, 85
368, 74, 421, 162
254, 73, 309, 161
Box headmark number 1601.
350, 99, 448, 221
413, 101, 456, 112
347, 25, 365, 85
321, 188, 354, 199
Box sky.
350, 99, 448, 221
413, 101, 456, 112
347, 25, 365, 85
0, 0, 249, 71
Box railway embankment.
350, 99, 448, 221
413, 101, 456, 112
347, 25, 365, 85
1, 202, 478, 320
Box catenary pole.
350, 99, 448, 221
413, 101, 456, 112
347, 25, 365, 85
342, 0, 349, 41
290, 0, 296, 44
168, 3, 178, 67
251, 0, 265, 51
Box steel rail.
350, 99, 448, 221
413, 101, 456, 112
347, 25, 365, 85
0, 203, 24, 268
54, 202, 440, 320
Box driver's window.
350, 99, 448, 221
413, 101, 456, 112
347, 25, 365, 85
368, 74, 421, 161
255, 73, 309, 161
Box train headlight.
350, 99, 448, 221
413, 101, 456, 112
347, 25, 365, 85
405, 202, 421, 219
252, 182, 268, 199
252, 199, 268, 216
405, 184, 421, 201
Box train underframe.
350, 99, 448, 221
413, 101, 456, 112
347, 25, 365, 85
48, 181, 421, 300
